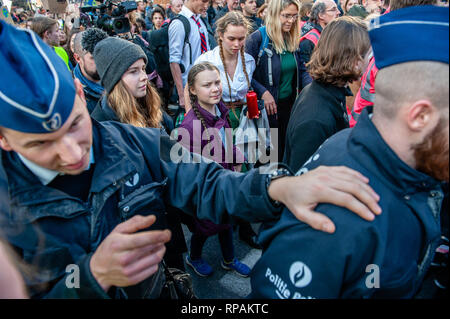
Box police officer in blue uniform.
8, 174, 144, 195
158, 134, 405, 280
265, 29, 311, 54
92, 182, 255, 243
0, 20, 382, 299
250, 5, 449, 299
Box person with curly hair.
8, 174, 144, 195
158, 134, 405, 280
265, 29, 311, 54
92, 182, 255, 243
72, 28, 108, 113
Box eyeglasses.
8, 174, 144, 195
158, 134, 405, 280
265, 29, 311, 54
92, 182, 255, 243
326, 7, 339, 12
280, 14, 299, 21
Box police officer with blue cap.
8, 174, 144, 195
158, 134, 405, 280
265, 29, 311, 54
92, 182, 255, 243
250, 5, 449, 298
0, 21, 382, 298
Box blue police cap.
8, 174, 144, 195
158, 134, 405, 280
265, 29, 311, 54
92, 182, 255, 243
368, 5, 449, 69
0, 20, 76, 133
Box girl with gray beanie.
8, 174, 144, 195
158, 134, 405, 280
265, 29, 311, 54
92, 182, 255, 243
90, 37, 173, 133
90, 37, 186, 270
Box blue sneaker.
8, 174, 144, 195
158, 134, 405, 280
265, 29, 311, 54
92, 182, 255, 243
185, 255, 213, 277
221, 258, 251, 277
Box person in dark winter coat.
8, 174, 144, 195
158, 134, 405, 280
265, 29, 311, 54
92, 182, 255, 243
207, 0, 223, 25
251, 5, 449, 299
0, 19, 383, 299
245, 0, 312, 161
284, 16, 371, 173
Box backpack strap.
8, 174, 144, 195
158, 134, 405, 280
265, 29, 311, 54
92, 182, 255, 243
299, 28, 320, 46
256, 26, 269, 66
256, 26, 274, 86
264, 48, 273, 87
172, 15, 192, 65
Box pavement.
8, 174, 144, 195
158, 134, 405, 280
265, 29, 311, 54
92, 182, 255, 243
181, 223, 262, 299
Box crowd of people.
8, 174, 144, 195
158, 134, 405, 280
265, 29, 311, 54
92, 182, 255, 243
0, 0, 448, 300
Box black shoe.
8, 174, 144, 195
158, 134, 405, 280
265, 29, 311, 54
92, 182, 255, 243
239, 233, 262, 249
434, 268, 448, 290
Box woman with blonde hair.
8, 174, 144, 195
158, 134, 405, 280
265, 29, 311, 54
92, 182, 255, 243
245, 0, 311, 160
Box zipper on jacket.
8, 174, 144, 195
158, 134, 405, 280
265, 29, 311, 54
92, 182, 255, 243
416, 189, 444, 285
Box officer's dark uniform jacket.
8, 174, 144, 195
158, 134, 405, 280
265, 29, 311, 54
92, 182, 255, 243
250, 110, 444, 298
0, 120, 282, 299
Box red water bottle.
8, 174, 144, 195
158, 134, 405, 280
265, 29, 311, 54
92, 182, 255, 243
246, 90, 259, 119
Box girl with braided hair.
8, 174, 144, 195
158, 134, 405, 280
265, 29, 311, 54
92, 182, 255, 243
193, 11, 255, 130
192, 10, 264, 249
177, 62, 251, 278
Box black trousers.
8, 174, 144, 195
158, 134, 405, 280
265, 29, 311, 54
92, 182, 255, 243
268, 94, 296, 162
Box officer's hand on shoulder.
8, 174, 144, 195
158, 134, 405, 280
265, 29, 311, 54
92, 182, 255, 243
268, 166, 382, 233
90, 215, 171, 292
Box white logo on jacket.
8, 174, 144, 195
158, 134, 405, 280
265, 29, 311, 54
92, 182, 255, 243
289, 261, 312, 288
125, 173, 140, 187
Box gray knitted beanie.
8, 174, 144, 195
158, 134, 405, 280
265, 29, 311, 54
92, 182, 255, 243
93, 37, 148, 94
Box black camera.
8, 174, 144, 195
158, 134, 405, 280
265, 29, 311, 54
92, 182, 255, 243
79, 1, 137, 35
97, 1, 137, 34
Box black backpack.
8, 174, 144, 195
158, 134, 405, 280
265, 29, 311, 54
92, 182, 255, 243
147, 15, 191, 84
147, 15, 217, 84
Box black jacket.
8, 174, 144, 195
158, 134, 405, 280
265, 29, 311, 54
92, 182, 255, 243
132, 35, 157, 76
85, 91, 102, 115
245, 15, 263, 34
214, 6, 229, 23
299, 23, 322, 65
207, 5, 222, 25
283, 80, 352, 173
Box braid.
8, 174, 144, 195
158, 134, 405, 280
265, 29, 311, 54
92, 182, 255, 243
240, 47, 251, 90
219, 39, 233, 104
226, 114, 232, 129
191, 100, 212, 155
219, 38, 240, 123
